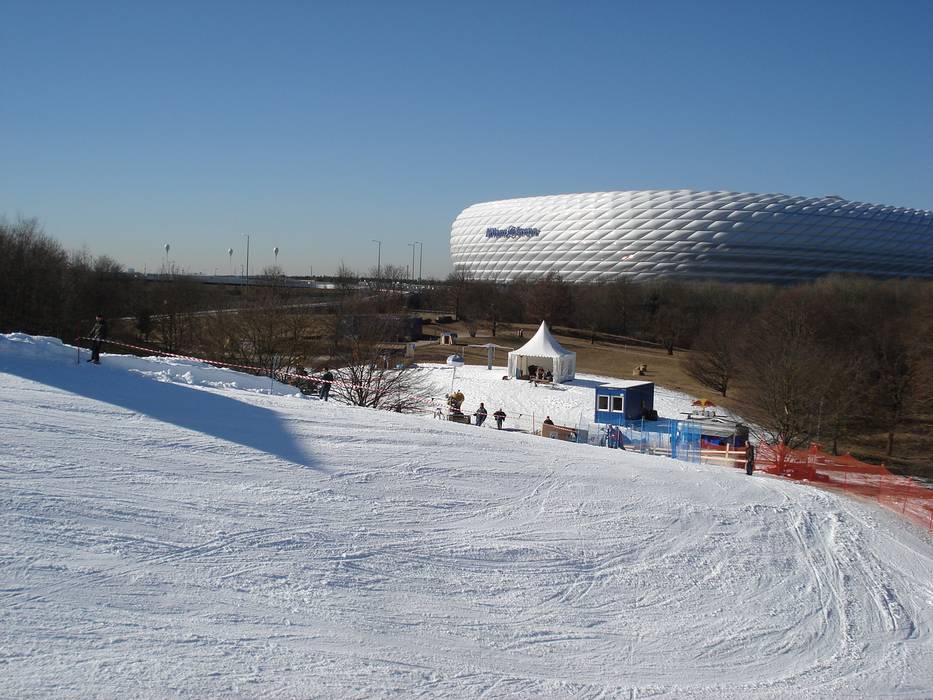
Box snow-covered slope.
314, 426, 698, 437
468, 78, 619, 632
1, 335, 931, 698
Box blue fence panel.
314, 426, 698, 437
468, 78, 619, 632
590, 417, 702, 464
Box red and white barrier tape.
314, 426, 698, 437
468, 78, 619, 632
76, 336, 447, 410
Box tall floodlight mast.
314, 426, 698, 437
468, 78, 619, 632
415, 241, 423, 281
371, 239, 382, 279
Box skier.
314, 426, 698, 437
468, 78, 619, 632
319, 367, 334, 401
474, 402, 488, 427
87, 314, 107, 364
493, 408, 506, 430
745, 442, 756, 476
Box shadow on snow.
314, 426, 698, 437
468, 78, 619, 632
3, 356, 320, 471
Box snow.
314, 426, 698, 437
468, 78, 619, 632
1, 333, 932, 698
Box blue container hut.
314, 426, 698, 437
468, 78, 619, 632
594, 381, 655, 424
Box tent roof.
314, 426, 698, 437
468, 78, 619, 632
511, 321, 574, 358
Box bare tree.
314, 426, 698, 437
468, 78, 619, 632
684, 314, 744, 396
155, 278, 202, 352
572, 283, 608, 344
525, 272, 573, 327
261, 265, 284, 283
0, 217, 69, 335
869, 320, 922, 456
734, 299, 823, 447
363, 264, 408, 313
330, 317, 432, 412
334, 261, 359, 298
461, 280, 519, 338
445, 269, 472, 320
642, 282, 703, 356
816, 349, 871, 455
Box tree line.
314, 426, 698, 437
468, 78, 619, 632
0, 217, 132, 339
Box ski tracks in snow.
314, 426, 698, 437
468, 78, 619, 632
2, 346, 933, 698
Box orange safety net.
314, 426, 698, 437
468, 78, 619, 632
698, 443, 933, 530
753, 443, 933, 531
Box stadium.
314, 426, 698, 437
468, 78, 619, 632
449, 190, 933, 283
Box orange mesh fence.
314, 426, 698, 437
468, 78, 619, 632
752, 443, 933, 531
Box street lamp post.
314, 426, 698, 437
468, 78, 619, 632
371, 239, 382, 279
242, 234, 251, 289
408, 242, 416, 282
415, 241, 423, 281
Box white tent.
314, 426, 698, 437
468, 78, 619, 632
507, 321, 577, 383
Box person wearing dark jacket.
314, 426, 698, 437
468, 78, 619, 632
88, 315, 107, 364
745, 442, 756, 475
474, 403, 488, 427
542, 416, 554, 426
319, 367, 334, 401
493, 408, 506, 430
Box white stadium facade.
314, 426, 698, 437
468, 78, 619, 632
450, 190, 933, 283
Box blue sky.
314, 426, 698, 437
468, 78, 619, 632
2, 0, 931, 277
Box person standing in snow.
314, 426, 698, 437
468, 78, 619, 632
87, 314, 107, 364
745, 442, 756, 475
319, 367, 334, 401
474, 402, 487, 427
493, 408, 506, 429
542, 416, 554, 426
606, 425, 619, 449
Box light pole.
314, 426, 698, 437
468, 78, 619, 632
273, 246, 279, 270
371, 239, 382, 278
408, 242, 416, 282
227, 248, 234, 276
163, 243, 170, 275
242, 234, 251, 289
414, 241, 423, 281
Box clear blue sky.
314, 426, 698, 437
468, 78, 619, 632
2, 0, 931, 278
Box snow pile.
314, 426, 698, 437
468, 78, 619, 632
1, 332, 302, 395
1, 334, 932, 698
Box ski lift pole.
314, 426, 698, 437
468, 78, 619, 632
446, 351, 464, 392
